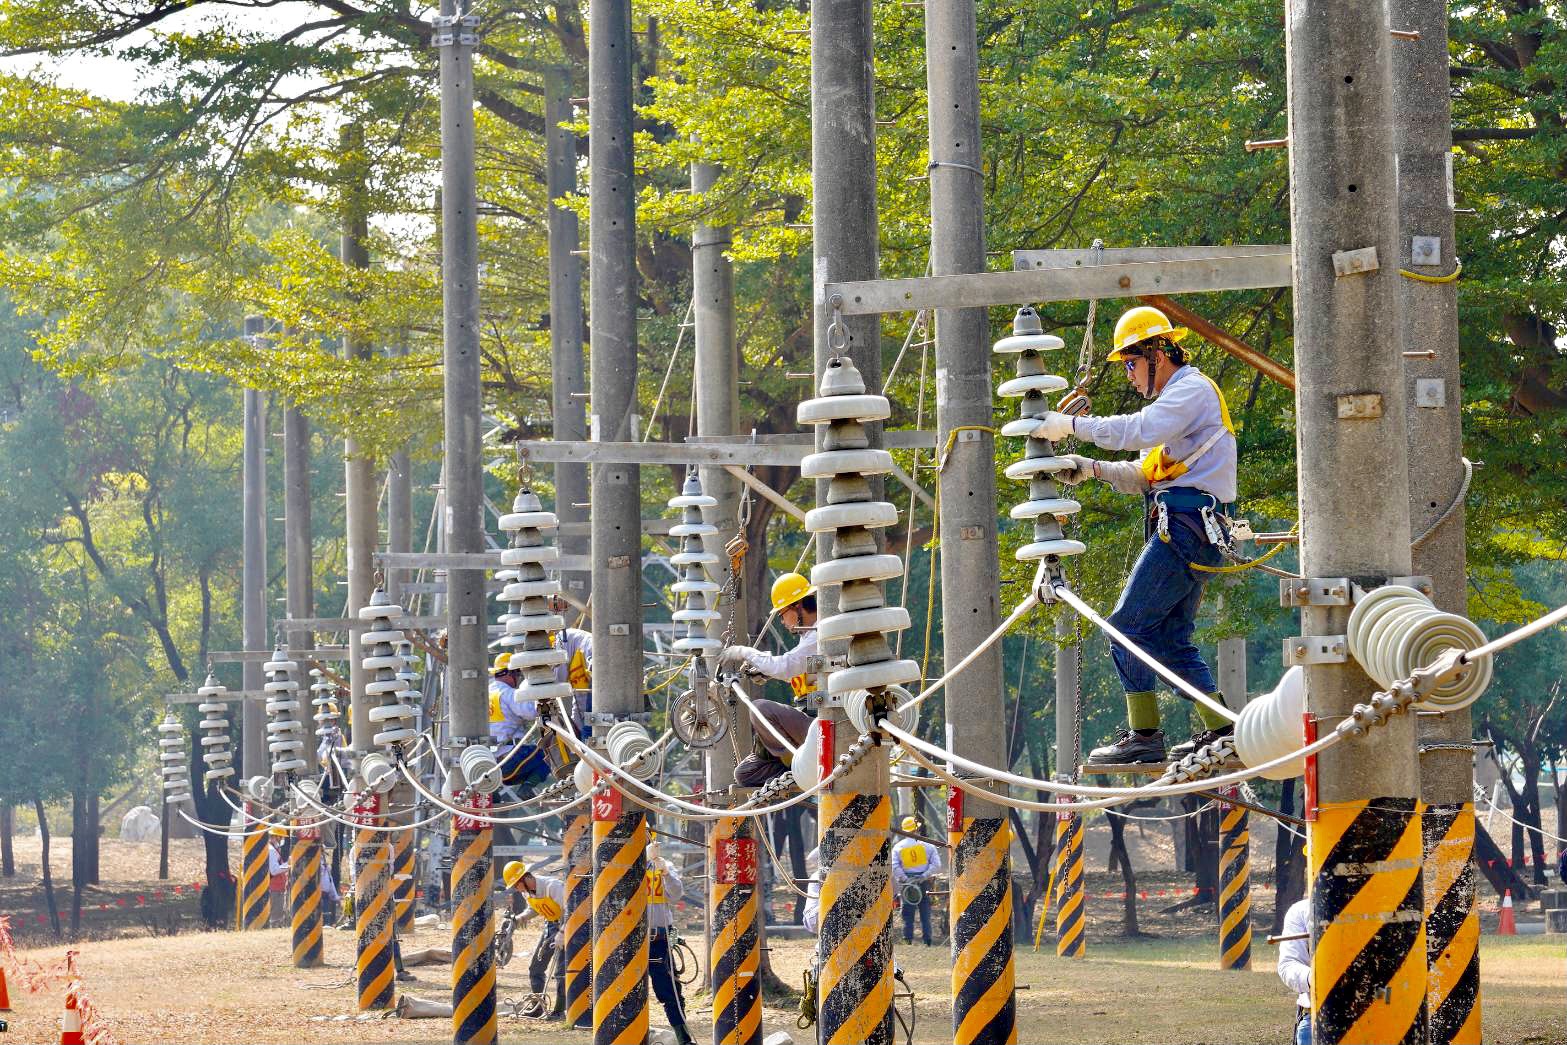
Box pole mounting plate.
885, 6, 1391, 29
1283, 635, 1348, 667
1279, 576, 1352, 608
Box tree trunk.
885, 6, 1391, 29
0, 804, 14, 877
189, 730, 231, 915
158, 794, 170, 880
86, 790, 100, 884
1518, 755, 1548, 885
34, 796, 61, 938
1105, 811, 1143, 936
1272, 779, 1305, 934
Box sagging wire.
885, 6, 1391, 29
728, 679, 800, 755
396, 760, 591, 826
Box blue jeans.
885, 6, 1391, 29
1107, 515, 1222, 697
499, 742, 552, 787
1295, 1010, 1311, 1045
900, 881, 933, 944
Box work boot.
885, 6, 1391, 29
1086, 729, 1166, 765
1168, 724, 1234, 760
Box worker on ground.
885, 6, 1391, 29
1277, 894, 1312, 1045
801, 846, 821, 934
645, 845, 695, 1045
501, 860, 567, 1018
891, 817, 941, 946
266, 828, 289, 927
717, 573, 818, 786
1036, 305, 1237, 765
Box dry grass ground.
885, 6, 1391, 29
6, 923, 1562, 1044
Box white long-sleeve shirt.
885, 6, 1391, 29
1277, 898, 1312, 1008
646, 862, 685, 930
1074, 364, 1237, 503
735, 629, 820, 702
891, 837, 942, 884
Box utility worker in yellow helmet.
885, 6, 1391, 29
501, 860, 568, 1016
718, 573, 818, 787
1029, 305, 1238, 767
891, 816, 941, 945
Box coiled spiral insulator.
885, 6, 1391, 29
159, 712, 193, 805
668, 470, 722, 662
995, 307, 1086, 568
798, 355, 920, 699
497, 488, 574, 716
196, 672, 234, 784
1347, 585, 1491, 711
310, 668, 339, 739
263, 646, 307, 777
359, 588, 416, 749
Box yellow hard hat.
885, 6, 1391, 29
491, 652, 512, 674
771, 573, 814, 613
270, 825, 287, 839
502, 860, 529, 890
1107, 305, 1189, 361
900, 815, 920, 833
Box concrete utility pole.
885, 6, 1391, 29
691, 156, 761, 1045
384, 356, 417, 937
1284, 3, 1427, 1041
1390, 0, 1478, 1037
810, 0, 897, 1041
587, 0, 649, 1041
240, 317, 268, 781
692, 156, 750, 790
924, 0, 1015, 1037
281, 361, 315, 774
434, 0, 497, 1038
387, 346, 414, 604
545, 67, 591, 606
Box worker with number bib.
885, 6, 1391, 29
891, 817, 942, 946
502, 860, 567, 1018
1034, 305, 1238, 766
645, 846, 695, 1045
718, 573, 819, 787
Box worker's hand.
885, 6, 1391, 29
1053, 454, 1097, 486
1031, 411, 1076, 442
718, 646, 759, 672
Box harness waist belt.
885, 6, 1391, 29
1150, 487, 1232, 515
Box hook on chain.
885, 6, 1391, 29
826, 296, 850, 354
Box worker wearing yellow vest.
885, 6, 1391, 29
1032, 305, 1238, 766
502, 860, 567, 1017
891, 816, 942, 945
718, 573, 819, 787
644, 845, 695, 1045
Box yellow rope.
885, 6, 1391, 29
937, 425, 999, 473
1033, 853, 1060, 950
644, 657, 695, 697
1398, 258, 1462, 284
1189, 538, 1293, 574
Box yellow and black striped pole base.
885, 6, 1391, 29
1053, 805, 1086, 958
1423, 802, 1479, 1044
710, 814, 762, 1045
591, 794, 649, 1045
393, 822, 416, 934
289, 827, 324, 968
353, 797, 396, 1012
949, 804, 1016, 1045
1217, 787, 1252, 971
451, 802, 498, 1045
239, 809, 271, 931
562, 811, 593, 1029
1310, 797, 1427, 1044
817, 790, 894, 1045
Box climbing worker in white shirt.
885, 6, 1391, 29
492, 607, 595, 787
1277, 895, 1312, 1045
1033, 304, 1239, 766
891, 816, 943, 946
644, 845, 695, 1045
502, 860, 569, 1018
718, 573, 819, 787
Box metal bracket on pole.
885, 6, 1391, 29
430, 13, 479, 46
1279, 576, 1352, 608
1282, 635, 1349, 667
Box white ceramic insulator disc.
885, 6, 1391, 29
1010, 497, 1082, 520
365, 679, 408, 696
359, 603, 404, 621
361, 629, 406, 646
811, 553, 904, 588
263, 660, 299, 673
1004, 456, 1075, 480
499, 511, 559, 531
506, 648, 568, 670
669, 522, 718, 538
673, 637, 723, 653
993, 332, 1066, 354
506, 613, 566, 635
673, 608, 721, 623
672, 580, 721, 595
800, 448, 894, 480
797, 394, 892, 426
519, 680, 573, 701
668, 494, 718, 509
997, 373, 1069, 398
502, 579, 561, 601
671, 550, 721, 567
1017, 539, 1088, 561
817, 606, 912, 643
829, 659, 921, 694
804, 501, 898, 533
501, 545, 560, 567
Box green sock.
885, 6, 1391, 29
1197, 695, 1230, 731
1125, 691, 1160, 732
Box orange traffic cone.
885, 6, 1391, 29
59, 983, 85, 1045
1497, 890, 1517, 936
0, 960, 11, 1011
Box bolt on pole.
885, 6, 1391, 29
924, 0, 1017, 1035
1389, 0, 1479, 1035
587, 0, 649, 1041
1284, 0, 1428, 1038
545, 66, 591, 608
